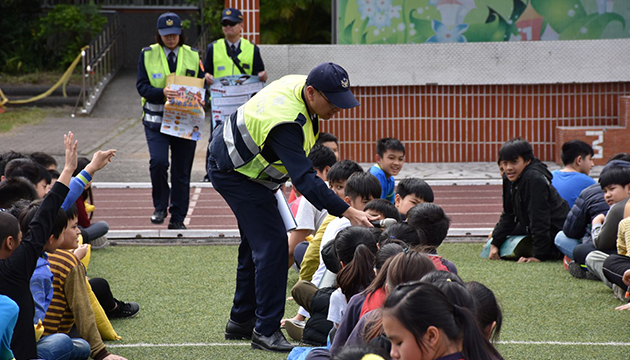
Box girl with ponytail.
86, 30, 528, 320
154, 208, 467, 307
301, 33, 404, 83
382, 282, 502, 360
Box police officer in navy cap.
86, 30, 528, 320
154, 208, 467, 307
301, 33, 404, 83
201, 7, 268, 181
208, 63, 375, 352
136, 12, 203, 229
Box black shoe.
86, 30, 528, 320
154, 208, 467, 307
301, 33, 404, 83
107, 300, 140, 319
225, 318, 256, 340
167, 221, 187, 230
203, 174, 211, 182
150, 210, 167, 224
251, 329, 294, 352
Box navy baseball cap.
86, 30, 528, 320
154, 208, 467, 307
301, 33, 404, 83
307, 63, 360, 109
157, 12, 182, 36
222, 8, 243, 23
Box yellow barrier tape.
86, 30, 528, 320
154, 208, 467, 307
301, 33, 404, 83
0, 45, 89, 106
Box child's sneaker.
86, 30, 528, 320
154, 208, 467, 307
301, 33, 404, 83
89, 235, 108, 249
563, 255, 571, 271
107, 300, 140, 318
613, 284, 630, 303
567, 261, 586, 279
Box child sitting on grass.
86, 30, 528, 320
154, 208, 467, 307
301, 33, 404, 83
406, 203, 457, 273
394, 177, 433, 218
0, 132, 76, 360
489, 138, 569, 262
551, 140, 596, 208
369, 138, 405, 204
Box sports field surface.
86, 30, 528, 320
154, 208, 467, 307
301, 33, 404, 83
90, 243, 630, 359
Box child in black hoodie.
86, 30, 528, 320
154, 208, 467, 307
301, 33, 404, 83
489, 138, 570, 262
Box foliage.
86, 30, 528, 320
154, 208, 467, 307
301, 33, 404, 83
36, 4, 107, 69
0, 107, 46, 133
0, 0, 44, 73
185, 0, 224, 44
260, 0, 332, 44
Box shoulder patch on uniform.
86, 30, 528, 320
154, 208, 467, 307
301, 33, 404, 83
143, 46, 152, 51
296, 113, 307, 126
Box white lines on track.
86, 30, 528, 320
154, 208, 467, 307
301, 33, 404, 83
185, 187, 202, 226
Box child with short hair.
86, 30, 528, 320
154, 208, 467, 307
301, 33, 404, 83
363, 198, 401, 221
555, 155, 630, 264
552, 140, 596, 208
394, 177, 433, 217
0, 132, 76, 360
406, 203, 457, 273
297, 160, 364, 283
316, 132, 340, 161
489, 138, 569, 262
369, 138, 405, 204
0, 177, 39, 210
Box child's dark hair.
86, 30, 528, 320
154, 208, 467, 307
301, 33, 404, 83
364, 250, 436, 296
374, 242, 405, 271
30, 152, 57, 170
406, 203, 451, 248
4, 159, 43, 186
308, 144, 336, 173
432, 280, 478, 315
421, 270, 464, 285
364, 199, 401, 221
0, 212, 20, 246
327, 160, 363, 184
65, 203, 78, 221
0, 151, 26, 177
335, 227, 379, 301
376, 137, 405, 157
330, 345, 388, 360
379, 223, 424, 247
383, 282, 500, 360
155, 30, 187, 46
466, 281, 503, 343
560, 140, 594, 166
344, 172, 381, 201
599, 166, 630, 189
498, 137, 534, 162
396, 177, 434, 203
316, 132, 338, 145
0, 178, 38, 210
48, 169, 60, 180
18, 199, 67, 239
73, 157, 91, 177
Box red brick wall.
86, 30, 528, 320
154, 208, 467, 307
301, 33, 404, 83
323, 83, 630, 163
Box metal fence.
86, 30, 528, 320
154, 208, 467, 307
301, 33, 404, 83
73, 14, 125, 116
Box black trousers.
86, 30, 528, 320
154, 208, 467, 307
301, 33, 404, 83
603, 254, 630, 289
209, 166, 288, 336
89, 277, 116, 312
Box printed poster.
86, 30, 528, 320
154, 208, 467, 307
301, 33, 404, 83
210, 75, 264, 127
161, 74, 205, 141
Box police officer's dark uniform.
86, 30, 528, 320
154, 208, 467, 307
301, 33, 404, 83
208, 63, 360, 352
136, 12, 202, 229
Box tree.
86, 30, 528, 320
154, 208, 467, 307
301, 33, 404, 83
260, 0, 332, 44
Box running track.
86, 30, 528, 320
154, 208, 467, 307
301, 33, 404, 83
92, 184, 501, 235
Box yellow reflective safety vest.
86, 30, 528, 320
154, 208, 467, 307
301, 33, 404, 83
222, 75, 318, 189
141, 44, 199, 124
213, 38, 254, 77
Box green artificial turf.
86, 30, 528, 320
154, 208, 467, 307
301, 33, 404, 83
88, 243, 630, 359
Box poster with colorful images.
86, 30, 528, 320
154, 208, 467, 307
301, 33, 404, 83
210, 75, 264, 127
337, 0, 630, 44
161, 75, 205, 141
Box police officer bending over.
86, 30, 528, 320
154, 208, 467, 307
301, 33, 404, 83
208, 63, 374, 352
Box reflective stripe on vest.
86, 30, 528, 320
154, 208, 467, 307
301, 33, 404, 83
221, 75, 318, 187
141, 44, 199, 124
213, 39, 255, 77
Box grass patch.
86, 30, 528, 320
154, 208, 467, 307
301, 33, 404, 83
0, 71, 83, 86
0, 107, 47, 133
87, 244, 630, 359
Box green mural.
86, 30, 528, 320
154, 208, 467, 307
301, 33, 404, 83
337, 0, 630, 44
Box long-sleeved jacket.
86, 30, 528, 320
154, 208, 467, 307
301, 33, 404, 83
562, 183, 609, 240
492, 159, 570, 260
